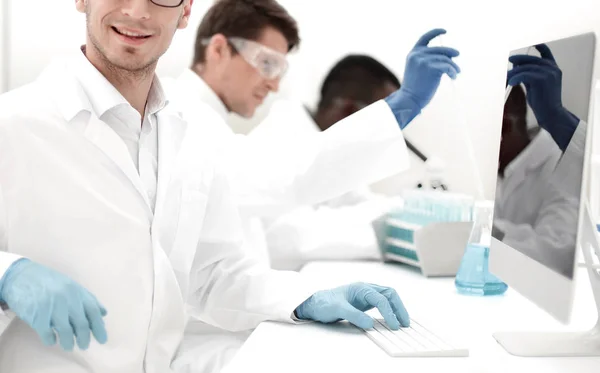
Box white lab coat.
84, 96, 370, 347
167, 69, 409, 217
494, 128, 582, 277
166, 69, 410, 373
251, 99, 404, 270
0, 57, 319, 373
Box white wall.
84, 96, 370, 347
0, 0, 7, 93
3, 0, 600, 200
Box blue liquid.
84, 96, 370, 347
455, 244, 508, 296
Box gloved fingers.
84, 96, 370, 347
82, 293, 108, 344
30, 297, 56, 346
508, 64, 555, 77
364, 284, 410, 327
535, 43, 556, 62
423, 54, 461, 73
507, 70, 548, 87
69, 301, 92, 350
363, 289, 400, 330
337, 303, 374, 329
509, 54, 555, 68
364, 283, 389, 292
86, 291, 108, 317
38, 328, 57, 346
383, 290, 410, 327
51, 300, 75, 351
414, 28, 447, 48
421, 46, 460, 59
507, 66, 555, 85
428, 61, 459, 79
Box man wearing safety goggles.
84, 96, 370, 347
171, 0, 460, 220
169, 1, 461, 372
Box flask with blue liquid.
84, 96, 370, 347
455, 200, 508, 296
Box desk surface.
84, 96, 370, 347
223, 261, 600, 373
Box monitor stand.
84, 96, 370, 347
493, 202, 600, 357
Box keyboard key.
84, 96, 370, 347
359, 318, 469, 357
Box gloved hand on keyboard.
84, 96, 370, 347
294, 282, 410, 330
0, 258, 108, 351
507, 43, 580, 151
385, 28, 461, 129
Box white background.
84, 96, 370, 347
0, 0, 7, 92
2, 0, 600, 200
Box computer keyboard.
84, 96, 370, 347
360, 318, 469, 357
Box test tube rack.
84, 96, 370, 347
373, 217, 473, 277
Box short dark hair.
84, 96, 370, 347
193, 0, 300, 65
317, 55, 401, 111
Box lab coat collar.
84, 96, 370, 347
503, 129, 559, 178
73, 46, 169, 119
50, 47, 169, 123
36, 49, 186, 221
176, 68, 229, 120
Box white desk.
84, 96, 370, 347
223, 261, 600, 373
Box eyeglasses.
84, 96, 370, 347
150, 0, 184, 8
228, 37, 288, 80
202, 37, 288, 80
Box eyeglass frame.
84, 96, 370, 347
200, 36, 289, 80
150, 0, 184, 8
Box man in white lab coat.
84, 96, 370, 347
0, 1, 417, 372
169, 0, 460, 216
172, 54, 409, 373
169, 0, 460, 266
169, 0, 461, 370
496, 44, 583, 278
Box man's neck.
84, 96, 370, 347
85, 44, 155, 119
192, 65, 229, 112
313, 110, 336, 132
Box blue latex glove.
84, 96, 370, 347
385, 28, 461, 129
507, 44, 580, 151
0, 258, 108, 351
294, 282, 410, 330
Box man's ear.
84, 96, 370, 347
75, 0, 86, 13
204, 34, 231, 64
178, 0, 194, 29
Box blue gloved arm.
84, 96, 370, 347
294, 282, 410, 330
385, 28, 461, 129
0, 258, 108, 351
507, 44, 579, 151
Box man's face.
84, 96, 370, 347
498, 104, 529, 175
77, 0, 192, 73
219, 27, 288, 118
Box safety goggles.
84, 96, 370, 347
202, 37, 288, 80
150, 0, 184, 8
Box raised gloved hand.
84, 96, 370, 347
507, 44, 580, 151
294, 282, 409, 330
0, 258, 108, 351
385, 28, 461, 129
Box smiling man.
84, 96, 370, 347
0, 1, 418, 372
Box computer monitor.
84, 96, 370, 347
488, 31, 600, 357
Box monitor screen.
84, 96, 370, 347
492, 33, 595, 279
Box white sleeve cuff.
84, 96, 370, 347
0, 253, 23, 316
281, 276, 326, 325
0, 252, 23, 280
